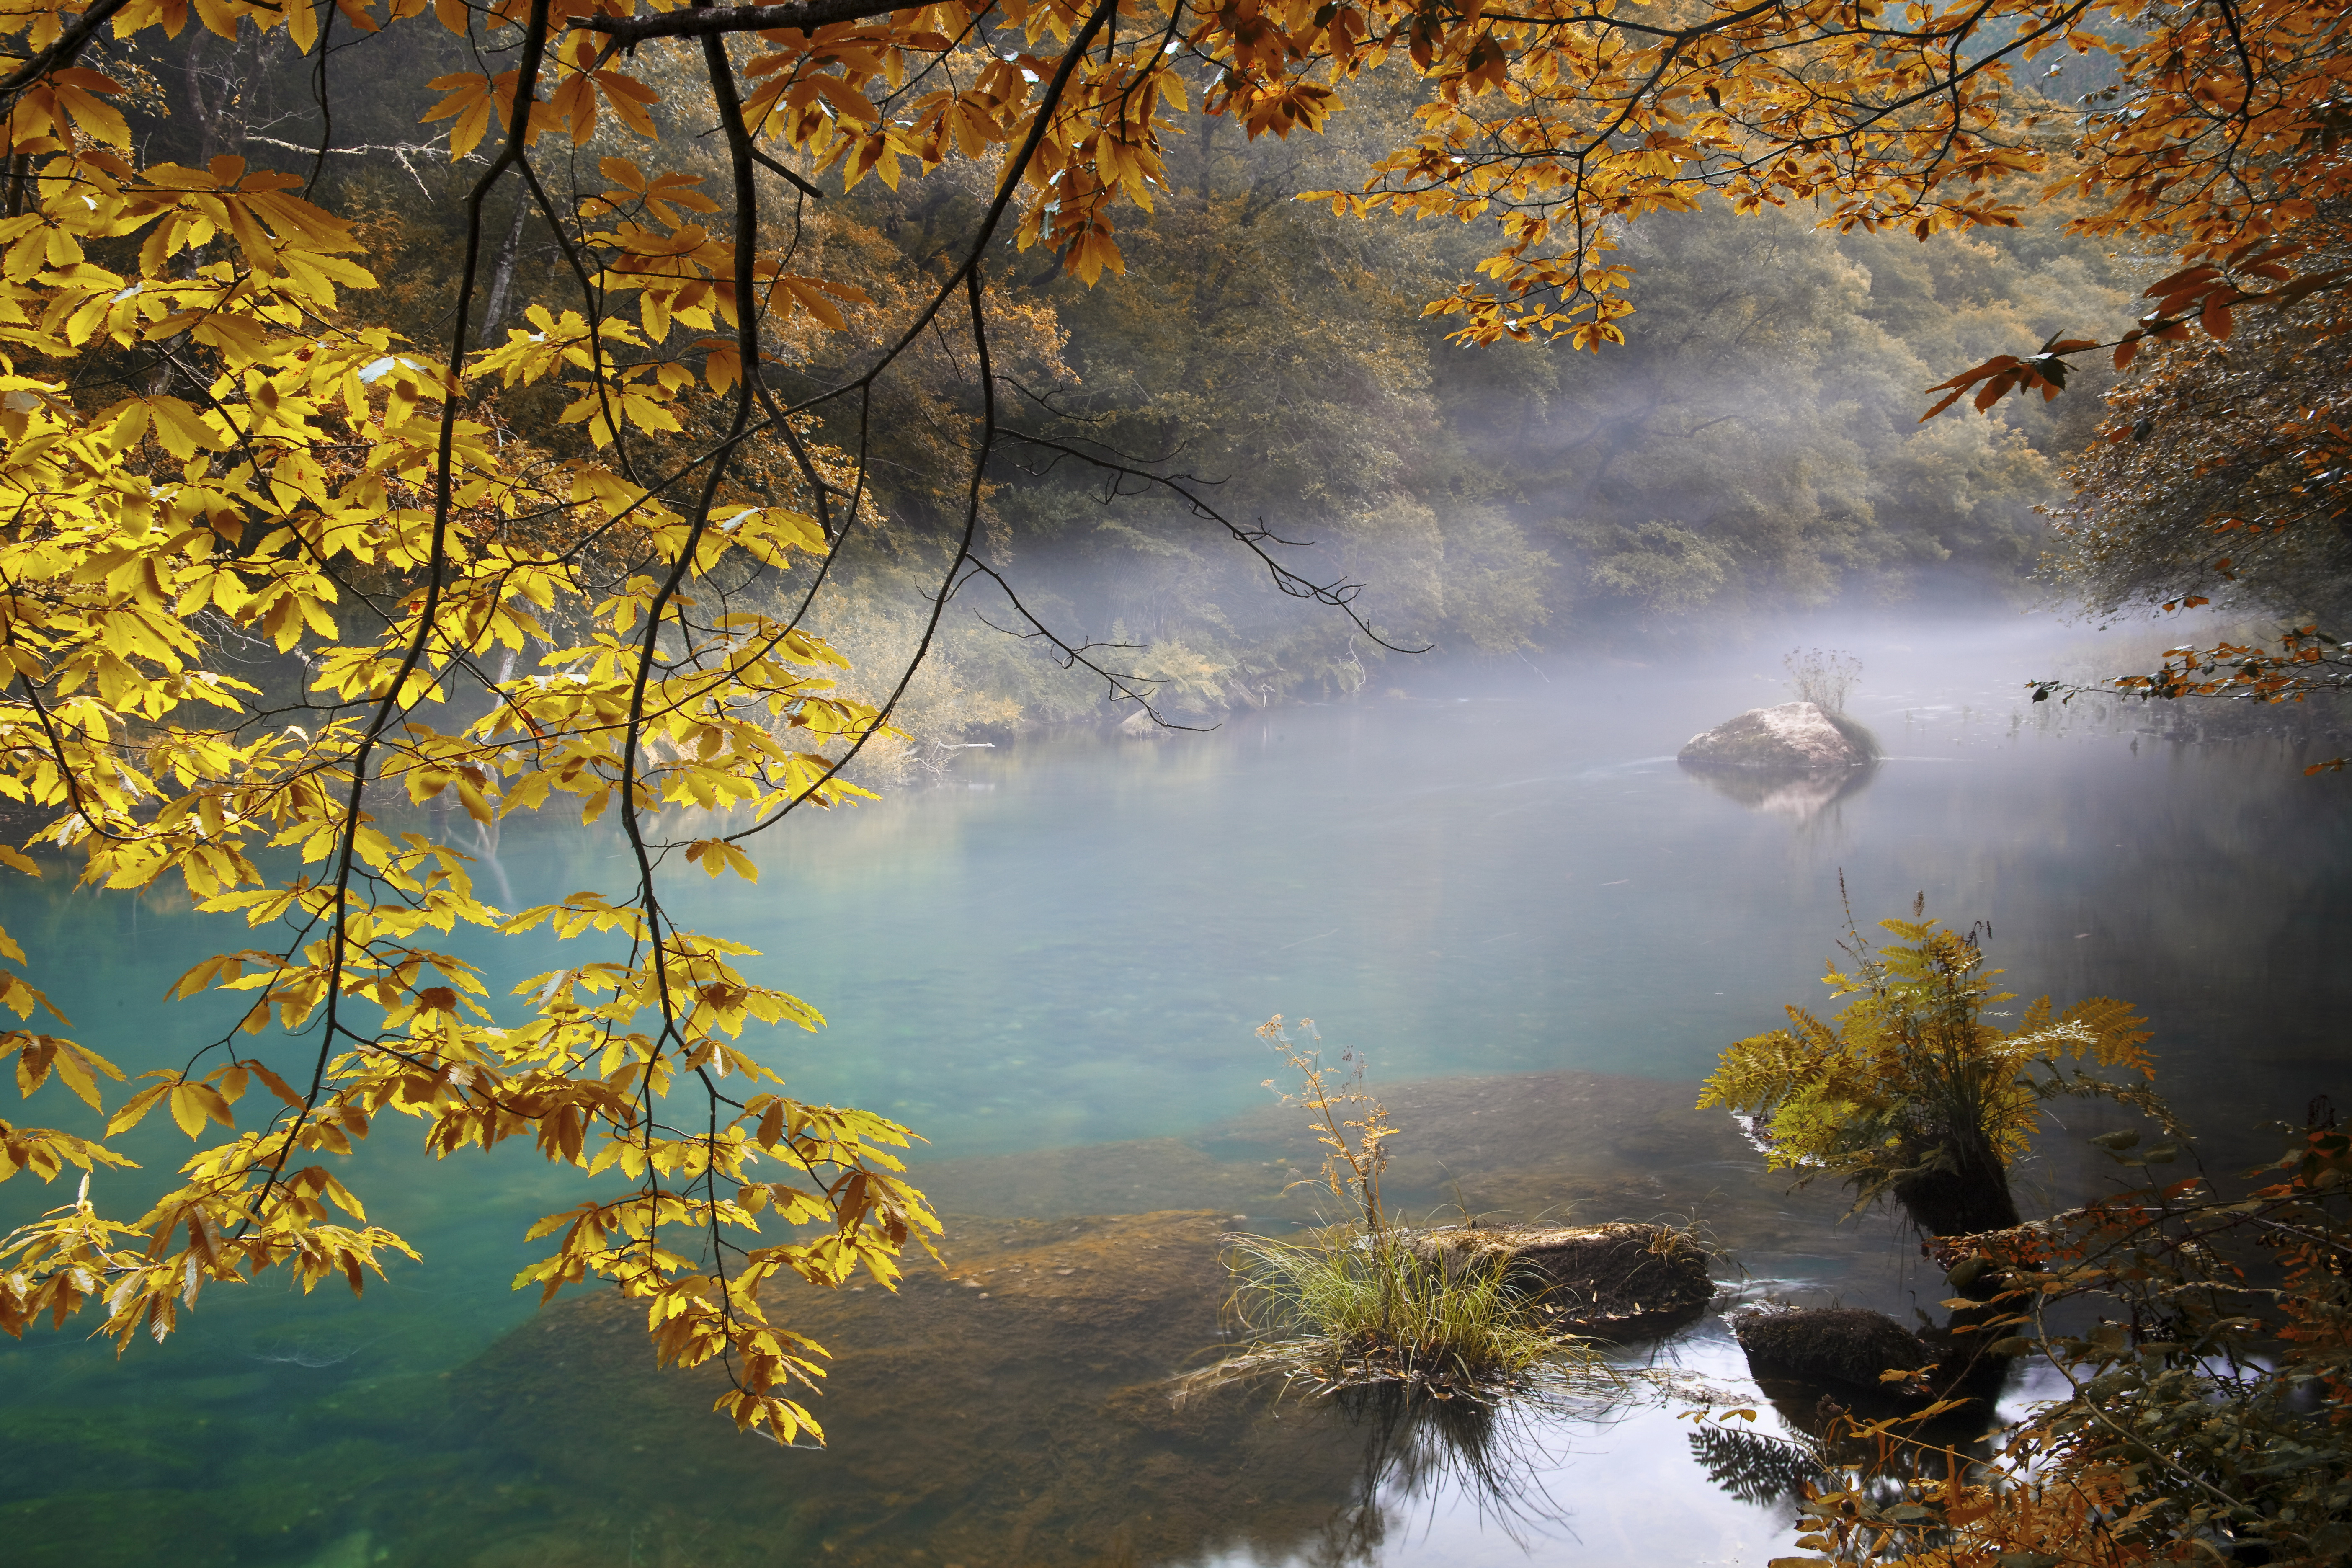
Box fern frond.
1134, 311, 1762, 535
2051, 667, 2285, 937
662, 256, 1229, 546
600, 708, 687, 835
2058, 997, 2155, 1076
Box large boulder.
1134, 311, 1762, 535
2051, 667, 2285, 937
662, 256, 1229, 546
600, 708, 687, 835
1733, 1306, 1935, 1391
1414, 1221, 1715, 1333
1679, 701, 1875, 770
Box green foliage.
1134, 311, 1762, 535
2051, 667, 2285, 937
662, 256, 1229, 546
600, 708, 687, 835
1699, 897, 2154, 1235
1479, 201, 2117, 628
853, 129, 2124, 717
1700, 909, 2352, 1565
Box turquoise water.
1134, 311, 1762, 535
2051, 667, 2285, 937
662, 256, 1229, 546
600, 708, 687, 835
4, 612, 2348, 1564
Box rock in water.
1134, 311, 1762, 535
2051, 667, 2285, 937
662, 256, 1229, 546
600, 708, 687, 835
1414, 1221, 1715, 1333
1678, 701, 1875, 769
1733, 1306, 1934, 1390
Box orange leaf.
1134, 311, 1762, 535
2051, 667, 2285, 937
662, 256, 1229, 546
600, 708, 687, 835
2143, 264, 2217, 300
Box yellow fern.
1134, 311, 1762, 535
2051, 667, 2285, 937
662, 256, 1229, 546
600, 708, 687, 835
1699, 904, 2151, 1230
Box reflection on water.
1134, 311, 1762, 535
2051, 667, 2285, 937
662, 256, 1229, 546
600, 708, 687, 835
366, 1094, 1841, 1568
1689, 1421, 1835, 1509
1316, 1390, 1570, 1561
1678, 760, 1879, 821
4, 613, 2350, 1564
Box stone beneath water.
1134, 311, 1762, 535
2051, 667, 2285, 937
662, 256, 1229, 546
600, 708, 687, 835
406, 1076, 1889, 1567
1414, 1221, 1715, 1334
1733, 1305, 1934, 1392
1678, 701, 1876, 770
444, 1210, 1383, 1568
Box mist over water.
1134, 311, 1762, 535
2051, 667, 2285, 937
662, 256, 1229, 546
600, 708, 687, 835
3, 603, 2344, 1566
669, 602, 2348, 1172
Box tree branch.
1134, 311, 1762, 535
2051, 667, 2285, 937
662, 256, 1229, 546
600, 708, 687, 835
566, 0, 905, 45
0, 0, 137, 98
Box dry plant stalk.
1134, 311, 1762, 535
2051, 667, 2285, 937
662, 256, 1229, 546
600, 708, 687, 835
1259, 1015, 1397, 1235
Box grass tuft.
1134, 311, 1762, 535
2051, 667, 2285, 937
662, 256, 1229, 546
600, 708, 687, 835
1199, 1223, 1596, 1401
1196, 1018, 1607, 1404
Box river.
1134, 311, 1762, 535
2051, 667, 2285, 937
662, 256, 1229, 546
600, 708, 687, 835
4, 609, 2347, 1566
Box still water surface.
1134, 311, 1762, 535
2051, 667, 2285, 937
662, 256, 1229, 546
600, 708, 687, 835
4, 614, 2347, 1566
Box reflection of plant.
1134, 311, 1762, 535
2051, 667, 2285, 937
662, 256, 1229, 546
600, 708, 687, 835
1699, 892, 2155, 1236
1318, 1383, 1588, 1562
1785, 647, 1865, 712
1688, 1421, 1834, 1507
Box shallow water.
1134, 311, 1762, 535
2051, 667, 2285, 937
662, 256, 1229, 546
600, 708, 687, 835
4, 610, 2347, 1565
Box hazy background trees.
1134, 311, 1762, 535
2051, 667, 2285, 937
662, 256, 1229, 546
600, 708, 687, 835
68, 26, 2158, 737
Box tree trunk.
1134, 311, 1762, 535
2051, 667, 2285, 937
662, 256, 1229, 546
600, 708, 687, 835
1892, 1137, 2021, 1238
184, 30, 227, 168
480, 199, 530, 345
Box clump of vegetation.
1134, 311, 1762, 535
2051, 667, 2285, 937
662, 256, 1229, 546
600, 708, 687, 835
1217, 1226, 1561, 1395
1786, 648, 1882, 759
1700, 912, 2352, 1565
1189, 1018, 1592, 1400
1787, 648, 1865, 713
1699, 892, 2154, 1237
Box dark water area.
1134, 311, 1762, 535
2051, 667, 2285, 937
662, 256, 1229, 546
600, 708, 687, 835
4, 609, 2348, 1566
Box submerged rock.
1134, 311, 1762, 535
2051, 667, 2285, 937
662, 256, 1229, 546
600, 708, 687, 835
1678, 701, 1876, 770
449, 1210, 1385, 1568
1733, 1306, 1934, 1392
1414, 1221, 1715, 1333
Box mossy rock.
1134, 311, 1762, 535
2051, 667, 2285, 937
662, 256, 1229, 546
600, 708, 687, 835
1733, 1306, 1934, 1393
1678, 702, 1877, 769
1413, 1221, 1715, 1334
